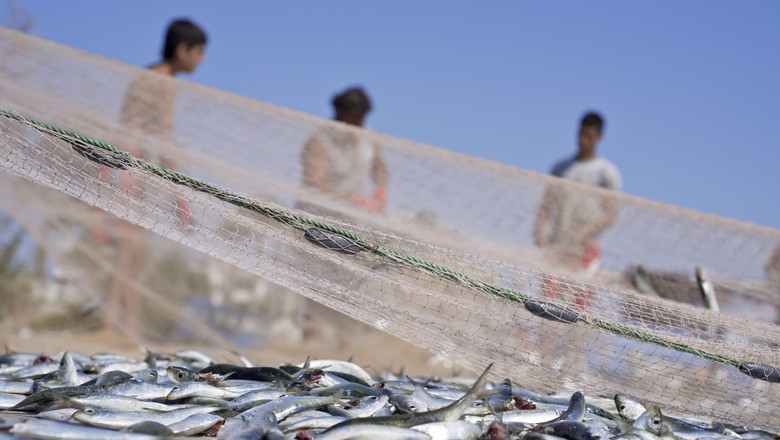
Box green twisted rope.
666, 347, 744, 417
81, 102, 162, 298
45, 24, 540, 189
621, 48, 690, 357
0, 108, 764, 377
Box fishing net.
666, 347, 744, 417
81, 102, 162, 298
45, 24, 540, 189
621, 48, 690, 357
2, 27, 780, 430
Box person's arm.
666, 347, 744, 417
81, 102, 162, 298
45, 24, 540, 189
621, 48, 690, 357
534, 186, 555, 247
369, 143, 388, 211
536, 161, 568, 246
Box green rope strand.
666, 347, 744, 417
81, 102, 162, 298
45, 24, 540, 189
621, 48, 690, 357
0, 108, 759, 375
589, 318, 739, 367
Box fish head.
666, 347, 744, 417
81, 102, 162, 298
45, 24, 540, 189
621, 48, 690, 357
614, 394, 646, 421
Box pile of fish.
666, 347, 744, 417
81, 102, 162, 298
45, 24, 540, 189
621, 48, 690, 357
0, 348, 776, 439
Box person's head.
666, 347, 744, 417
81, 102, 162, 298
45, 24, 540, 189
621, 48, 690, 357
578, 111, 604, 156
332, 87, 372, 127
162, 19, 207, 73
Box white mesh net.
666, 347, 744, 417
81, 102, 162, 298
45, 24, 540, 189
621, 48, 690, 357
2, 26, 780, 430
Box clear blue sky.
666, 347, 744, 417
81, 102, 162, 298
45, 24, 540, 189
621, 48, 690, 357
7, 1, 780, 229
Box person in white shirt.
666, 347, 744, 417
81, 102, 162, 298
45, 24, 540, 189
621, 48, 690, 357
534, 111, 621, 308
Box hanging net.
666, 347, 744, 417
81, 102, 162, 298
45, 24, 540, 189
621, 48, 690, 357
2, 27, 780, 430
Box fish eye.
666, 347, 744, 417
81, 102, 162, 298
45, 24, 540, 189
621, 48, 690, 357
85, 408, 95, 414
409, 405, 416, 410
653, 418, 661, 425
619, 405, 625, 410
177, 372, 185, 379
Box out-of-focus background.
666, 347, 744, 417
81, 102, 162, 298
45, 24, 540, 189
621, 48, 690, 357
2, 1, 780, 429
5, 0, 779, 228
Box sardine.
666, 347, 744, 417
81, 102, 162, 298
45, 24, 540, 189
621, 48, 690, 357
10, 418, 159, 439
324, 363, 492, 430
168, 413, 225, 436
72, 405, 219, 429
317, 423, 432, 439
412, 420, 482, 440
0, 391, 25, 409
295, 359, 375, 385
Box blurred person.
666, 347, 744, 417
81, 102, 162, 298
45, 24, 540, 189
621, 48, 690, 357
297, 87, 389, 350
766, 244, 780, 324
98, 18, 207, 338
534, 111, 621, 284
767, 244, 780, 284
528, 112, 621, 374
300, 86, 388, 215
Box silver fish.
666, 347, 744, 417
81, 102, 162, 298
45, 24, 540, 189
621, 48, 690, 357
317, 424, 432, 439
168, 413, 225, 436
10, 418, 159, 439
283, 415, 349, 431
106, 380, 175, 401
166, 366, 199, 384
412, 420, 482, 440
220, 395, 340, 437
325, 363, 493, 430
73, 405, 218, 429
132, 369, 158, 384
11, 360, 59, 379
167, 381, 242, 400
174, 349, 217, 366
37, 407, 79, 421
0, 391, 25, 409
122, 421, 174, 436
70, 392, 187, 412
536, 392, 586, 427
57, 352, 80, 386
615, 394, 722, 437
391, 393, 429, 413
228, 388, 286, 409
296, 359, 375, 385
335, 394, 389, 418
240, 395, 341, 425
615, 394, 646, 421
632, 406, 664, 435
467, 407, 561, 425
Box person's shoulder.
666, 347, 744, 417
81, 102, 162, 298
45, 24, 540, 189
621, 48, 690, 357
550, 156, 575, 176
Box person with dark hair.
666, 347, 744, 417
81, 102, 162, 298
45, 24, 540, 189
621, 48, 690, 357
527, 112, 622, 372
162, 19, 208, 62
300, 86, 388, 213
533, 110, 621, 316
118, 18, 207, 144
97, 18, 208, 338
534, 111, 621, 280
296, 87, 389, 349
